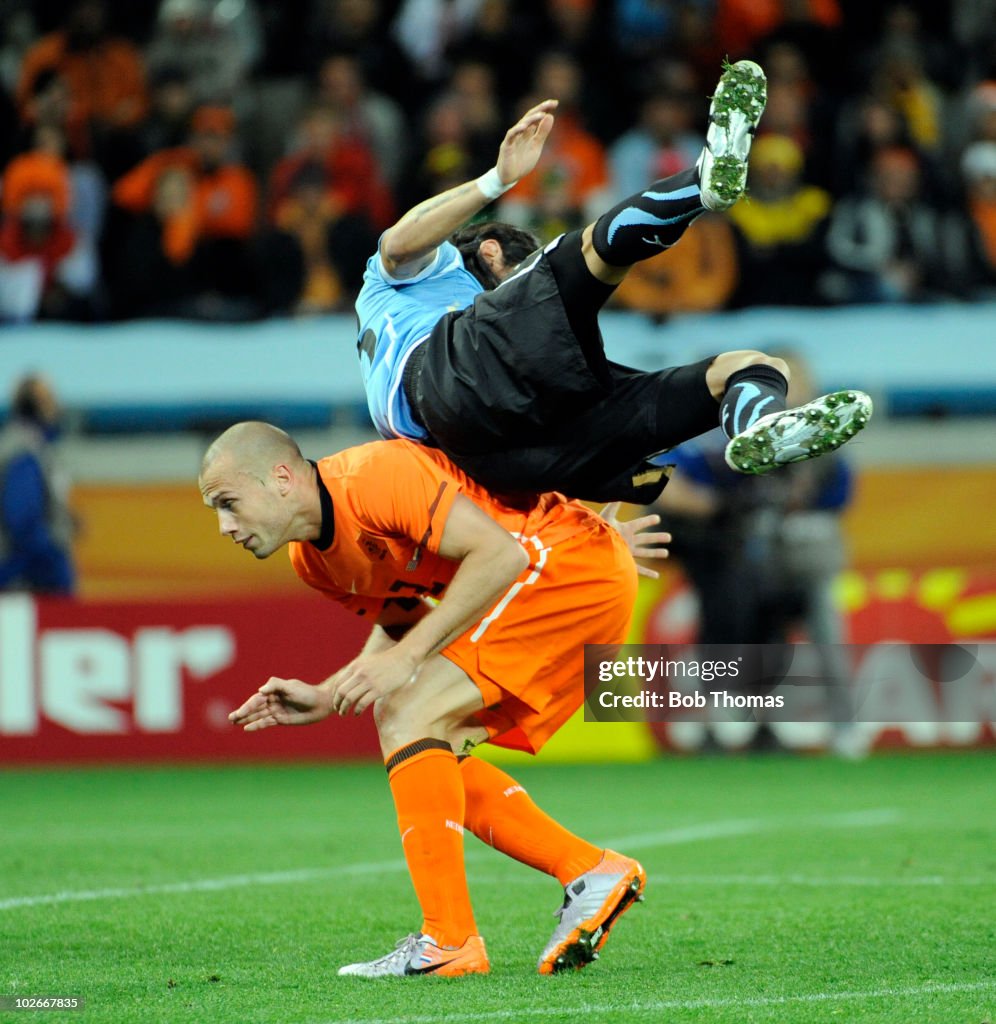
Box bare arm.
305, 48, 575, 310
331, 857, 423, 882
329, 495, 529, 715
380, 99, 558, 278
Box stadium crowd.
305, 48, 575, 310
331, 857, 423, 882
1, 0, 996, 322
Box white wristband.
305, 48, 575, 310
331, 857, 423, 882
476, 167, 517, 201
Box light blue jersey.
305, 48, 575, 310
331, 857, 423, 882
355, 241, 483, 440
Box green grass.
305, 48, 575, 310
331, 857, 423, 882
1, 752, 994, 1024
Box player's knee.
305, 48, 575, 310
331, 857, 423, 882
373, 690, 452, 752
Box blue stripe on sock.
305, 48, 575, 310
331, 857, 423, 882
641, 184, 701, 202
607, 206, 700, 244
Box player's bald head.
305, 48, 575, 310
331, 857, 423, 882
200, 421, 304, 480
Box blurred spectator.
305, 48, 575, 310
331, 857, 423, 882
953, 0, 996, 81
448, 59, 504, 158
272, 160, 377, 313
403, 92, 491, 208
940, 142, 996, 299
114, 105, 257, 241
0, 374, 77, 596
305, 0, 413, 105
445, 0, 538, 109
18, 64, 89, 162
499, 53, 610, 232
612, 213, 738, 319
726, 133, 832, 306
315, 53, 407, 189
16, 0, 147, 175
0, 5, 37, 93
131, 66, 197, 161
391, 0, 485, 91
870, 41, 945, 155
111, 104, 260, 317
716, 0, 843, 63
825, 145, 948, 303
608, 90, 704, 202
536, 0, 617, 139
146, 0, 261, 107
270, 105, 393, 231
754, 40, 836, 187
833, 92, 937, 198
110, 164, 214, 317
0, 148, 98, 321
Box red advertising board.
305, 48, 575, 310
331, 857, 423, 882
0, 594, 381, 763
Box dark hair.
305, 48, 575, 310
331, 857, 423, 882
451, 221, 541, 290
12, 375, 43, 423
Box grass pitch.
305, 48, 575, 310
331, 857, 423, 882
1, 752, 993, 1024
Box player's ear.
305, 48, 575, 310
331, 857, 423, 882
273, 462, 293, 495
478, 238, 503, 270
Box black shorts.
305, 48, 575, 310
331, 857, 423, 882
408, 234, 719, 503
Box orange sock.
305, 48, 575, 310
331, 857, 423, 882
386, 740, 478, 948
459, 757, 603, 886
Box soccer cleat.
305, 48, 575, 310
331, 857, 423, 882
337, 933, 490, 978
697, 59, 767, 211
537, 850, 646, 975
725, 390, 874, 475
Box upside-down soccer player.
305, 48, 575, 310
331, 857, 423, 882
356, 60, 872, 504
203, 421, 671, 977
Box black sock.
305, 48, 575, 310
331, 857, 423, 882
591, 168, 704, 267
720, 365, 789, 438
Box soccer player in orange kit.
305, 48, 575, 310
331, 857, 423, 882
201, 421, 669, 978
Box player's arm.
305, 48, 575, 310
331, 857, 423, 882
329, 495, 528, 715
379, 99, 557, 278
227, 601, 430, 732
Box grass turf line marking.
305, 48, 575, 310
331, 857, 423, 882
319, 981, 996, 1024
0, 858, 408, 911
651, 872, 996, 888
600, 807, 901, 851
0, 808, 901, 912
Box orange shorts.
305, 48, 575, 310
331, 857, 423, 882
441, 513, 637, 754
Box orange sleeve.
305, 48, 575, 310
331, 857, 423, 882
103, 43, 148, 126
345, 444, 463, 554
113, 151, 180, 212
198, 168, 258, 239
15, 35, 61, 112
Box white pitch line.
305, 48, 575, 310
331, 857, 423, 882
600, 807, 901, 851
318, 981, 996, 1024
646, 872, 996, 888
0, 858, 408, 911
0, 808, 901, 913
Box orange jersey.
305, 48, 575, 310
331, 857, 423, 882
290, 440, 637, 752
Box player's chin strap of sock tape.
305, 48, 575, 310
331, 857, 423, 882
384, 738, 453, 773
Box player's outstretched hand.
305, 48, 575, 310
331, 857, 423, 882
496, 99, 558, 187
228, 677, 331, 731
600, 502, 672, 579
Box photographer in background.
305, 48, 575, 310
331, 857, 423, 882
0, 374, 78, 595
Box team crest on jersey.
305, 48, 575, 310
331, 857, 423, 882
357, 532, 388, 561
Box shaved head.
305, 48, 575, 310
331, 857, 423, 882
199, 422, 321, 558
201, 421, 304, 479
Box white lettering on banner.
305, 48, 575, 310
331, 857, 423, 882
0, 595, 37, 734
133, 628, 235, 731
0, 595, 236, 736
41, 630, 131, 732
